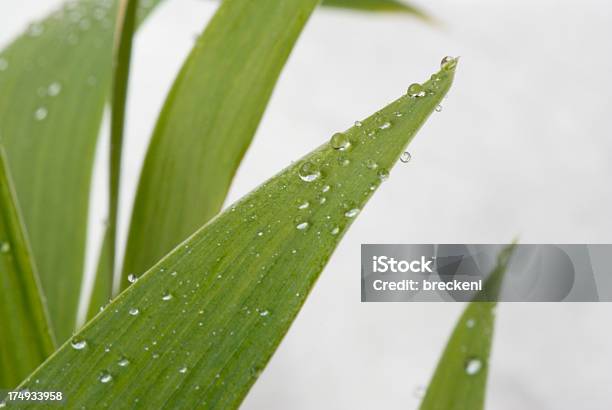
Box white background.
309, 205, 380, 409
2, 0, 612, 408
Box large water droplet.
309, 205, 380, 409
71, 339, 87, 350
407, 83, 424, 98
298, 161, 320, 182
127, 273, 138, 283
441, 56, 458, 71
464, 357, 482, 375
128, 307, 140, 316
297, 201, 310, 210
34, 107, 48, 121
330, 132, 350, 151
99, 371, 113, 383
296, 222, 310, 231
118, 357, 130, 367
400, 152, 412, 163
162, 291, 173, 301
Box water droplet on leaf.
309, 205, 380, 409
99, 371, 112, 383
345, 208, 360, 218
128, 307, 140, 316
71, 339, 87, 350
34, 107, 48, 121
407, 83, 424, 97
400, 152, 412, 163
298, 161, 320, 182
465, 357, 483, 375
330, 132, 350, 151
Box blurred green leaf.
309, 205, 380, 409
0, 0, 163, 342
121, 0, 320, 289
11, 61, 456, 408
86, 229, 112, 321
0, 147, 55, 389
419, 244, 516, 410
323, 0, 430, 19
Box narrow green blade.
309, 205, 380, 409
8, 61, 456, 408
121, 0, 320, 289
419, 244, 516, 410
0, 147, 55, 389
0, 0, 163, 342
322, 0, 429, 18
104, 0, 140, 309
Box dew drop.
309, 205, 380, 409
99, 371, 112, 383
464, 357, 483, 375
0, 242, 10, 253
71, 339, 87, 350
407, 83, 424, 98
128, 307, 140, 316
34, 107, 48, 121
296, 222, 310, 231
297, 201, 310, 210
435, 105, 443, 112
179, 366, 188, 374
127, 273, 138, 283
322, 185, 331, 193
441, 56, 458, 71
259, 310, 270, 317
331, 227, 340, 235
400, 152, 412, 163
354, 120, 362, 127
365, 159, 378, 170
377, 168, 390, 181
379, 121, 391, 130
298, 161, 320, 182
162, 291, 173, 301
330, 132, 350, 151
48, 82, 62, 96
118, 357, 130, 367
345, 208, 360, 218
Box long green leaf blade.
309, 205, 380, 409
0, 147, 55, 389
121, 0, 320, 289
9, 61, 456, 408
322, 0, 429, 18
0, 0, 162, 342
104, 0, 140, 307
419, 244, 516, 410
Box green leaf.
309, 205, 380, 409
121, 0, 321, 289
102, 0, 141, 310
419, 243, 516, 410
322, 0, 430, 19
0, 147, 55, 389
0, 0, 163, 342
9, 61, 456, 408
